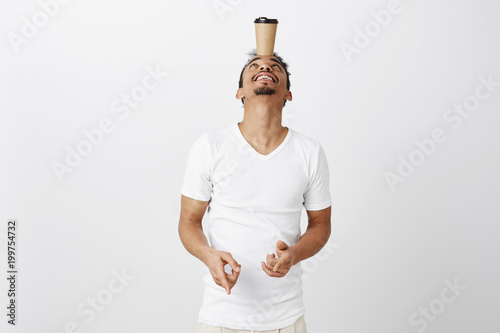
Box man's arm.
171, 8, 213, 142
178, 194, 241, 294
291, 205, 332, 263
262, 205, 331, 277
178, 194, 212, 261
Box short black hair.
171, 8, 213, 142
238, 49, 291, 106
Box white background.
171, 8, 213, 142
1, 0, 499, 332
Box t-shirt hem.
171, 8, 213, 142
198, 312, 304, 331
304, 200, 331, 211
181, 189, 211, 202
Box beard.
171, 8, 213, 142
254, 86, 276, 95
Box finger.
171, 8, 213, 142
227, 264, 241, 283
266, 253, 276, 260
261, 261, 286, 277
273, 261, 282, 272
221, 252, 240, 273
215, 264, 231, 294
277, 240, 289, 251
266, 254, 279, 267
261, 261, 286, 278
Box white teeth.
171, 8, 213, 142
256, 75, 273, 81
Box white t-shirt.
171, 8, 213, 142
181, 122, 332, 331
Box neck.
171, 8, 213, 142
239, 99, 287, 147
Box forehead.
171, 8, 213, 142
246, 56, 283, 68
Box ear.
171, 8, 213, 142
284, 90, 292, 102
236, 88, 244, 100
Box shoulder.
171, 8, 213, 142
200, 123, 234, 148
289, 127, 323, 153
190, 123, 235, 152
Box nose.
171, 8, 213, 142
259, 63, 271, 71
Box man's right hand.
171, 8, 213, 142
203, 249, 241, 295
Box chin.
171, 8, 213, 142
254, 87, 277, 95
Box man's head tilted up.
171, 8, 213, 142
236, 50, 292, 109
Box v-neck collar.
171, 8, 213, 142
233, 122, 293, 160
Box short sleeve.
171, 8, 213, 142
303, 143, 332, 211
180, 133, 213, 201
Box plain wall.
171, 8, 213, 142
1, 0, 499, 332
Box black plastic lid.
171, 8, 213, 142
254, 17, 278, 24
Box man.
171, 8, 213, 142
179, 50, 332, 332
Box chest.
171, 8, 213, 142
210, 150, 308, 208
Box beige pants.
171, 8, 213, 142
195, 314, 307, 333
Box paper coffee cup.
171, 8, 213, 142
254, 17, 278, 55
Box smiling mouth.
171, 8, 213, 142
253, 72, 277, 83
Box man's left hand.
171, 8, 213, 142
261, 240, 296, 278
